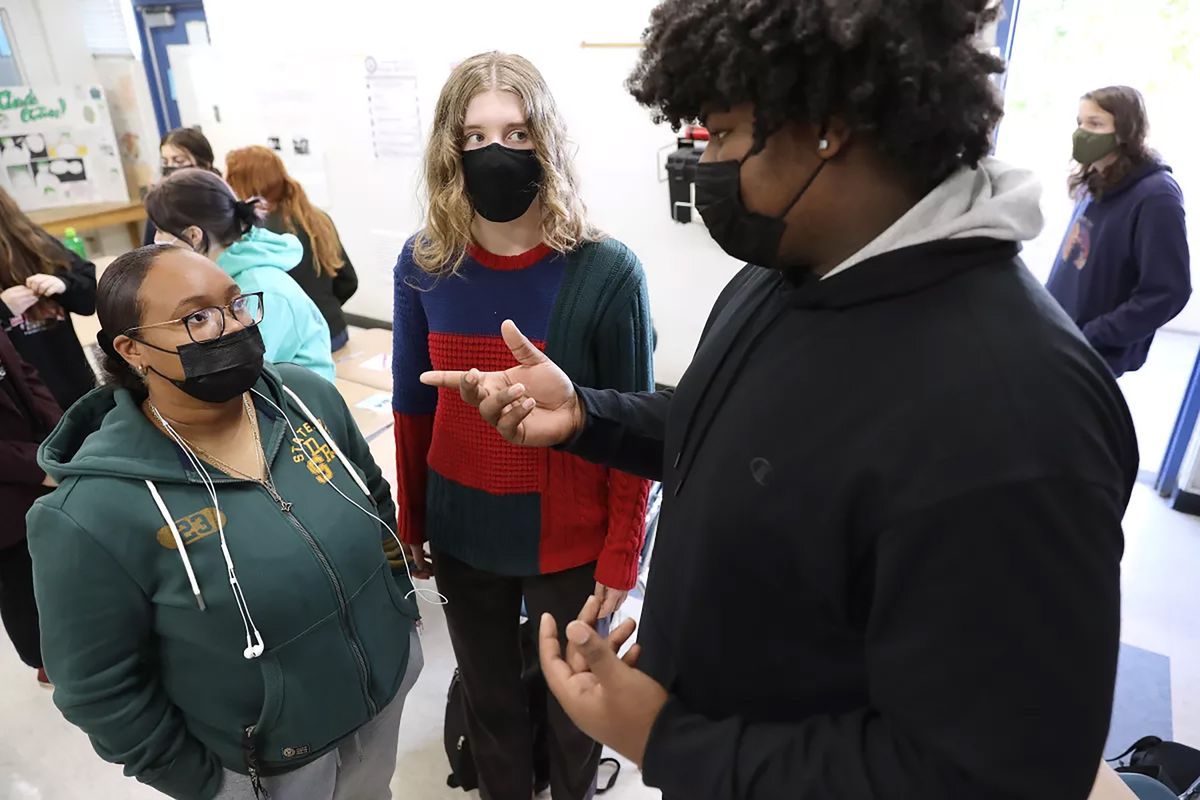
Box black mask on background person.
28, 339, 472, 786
134, 325, 266, 403
695, 152, 826, 269
461, 143, 543, 223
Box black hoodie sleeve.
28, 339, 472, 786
332, 249, 358, 306
327, 215, 357, 306
45, 237, 97, 316
642, 477, 1122, 800
567, 387, 672, 481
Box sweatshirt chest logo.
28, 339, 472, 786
1061, 214, 1093, 270
290, 419, 338, 484
156, 507, 227, 549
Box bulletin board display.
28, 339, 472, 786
0, 85, 129, 211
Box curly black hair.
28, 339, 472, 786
628, 0, 1005, 185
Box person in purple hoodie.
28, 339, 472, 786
0, 326, 61, 687
1047, 85, 1191, 377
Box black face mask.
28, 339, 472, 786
161, 165, 186, 178
694, 153, 826, 269
138, 325, 266, 403
461, 143, 543, 223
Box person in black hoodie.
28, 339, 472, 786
0, 327, 61, 687
0, 186, 98, 408
225, 145, 358, 351
1047, 85, 1191, 377
421, 1, 1139, 799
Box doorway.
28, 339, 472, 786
132, 0, 209, 136
996, 0, 1200, 481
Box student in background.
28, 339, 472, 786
0, 327, 61, 688
393, 51, 653, 800
0, 186, 97, 408
1047, 85, 1191, 377
29, 244, 421, 799
226, 146, 358, 351
423, 2, 1137, 798
145, 127, 223, 246
145, 168, 336, 382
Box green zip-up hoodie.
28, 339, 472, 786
218, 227, 336, 382
28, 363, 417, 800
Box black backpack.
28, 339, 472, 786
444, 619, 551, 792
444, 619, 620, 794
1109, 735, 1200, 795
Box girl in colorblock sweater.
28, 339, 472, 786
392, 51, 653, 800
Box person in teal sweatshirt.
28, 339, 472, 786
145, 168, 336, 382
27, 244, 421, 800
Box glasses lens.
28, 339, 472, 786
183, 306, 225, 343
233, 294, 263, 327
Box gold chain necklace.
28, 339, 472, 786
150, 394, 290, 511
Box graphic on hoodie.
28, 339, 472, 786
1060, 203, 1094, 271
155, 507, 226, 549
290, 418, 338, 483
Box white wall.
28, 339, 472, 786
191, 0, 740, 385
1, 0, 99, 87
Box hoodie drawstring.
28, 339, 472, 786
147, 479, 206, 611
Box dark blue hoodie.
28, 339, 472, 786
1046, 160, 1190, 376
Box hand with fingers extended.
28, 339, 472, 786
420, 319, 584, 448
540, 595, 667, 767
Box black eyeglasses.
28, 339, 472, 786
124, 292, 264, 344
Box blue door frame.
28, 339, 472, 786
994, 0, 1022, 92
131, 0, 207, 137
1156, 352, 1200, 499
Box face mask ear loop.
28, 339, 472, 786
779, 158, 827, 218
735, 136, 828, 219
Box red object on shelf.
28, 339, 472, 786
683, 124, 710, 141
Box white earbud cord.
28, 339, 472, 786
150, 405, 266, 659
253, 387, 447, 607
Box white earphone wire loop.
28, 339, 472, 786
150, 404, 266, 659
256, 387, 447, 607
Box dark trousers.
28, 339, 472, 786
0, 540, 42, 669
434, 551, 604, 800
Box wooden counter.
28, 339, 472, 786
29, 201, 146, 249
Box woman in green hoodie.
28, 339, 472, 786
27, 244, 423, 800
145, 168, 337, 382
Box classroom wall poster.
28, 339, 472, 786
0, 85, 129, 211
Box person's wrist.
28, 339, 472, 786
569, 389, 586, 439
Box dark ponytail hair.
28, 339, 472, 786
161, 127, 221, 176
144, 168, 263, 255
96, 244, 176, 396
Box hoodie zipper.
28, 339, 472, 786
261, 481, 378, 718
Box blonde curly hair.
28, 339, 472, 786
413, 51, 599, 275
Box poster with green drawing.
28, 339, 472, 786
0, 85, 128, 211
